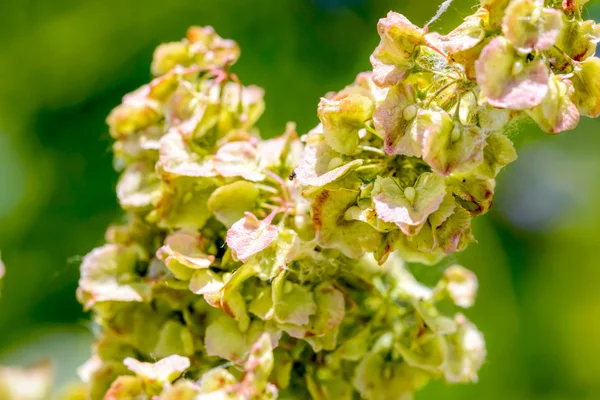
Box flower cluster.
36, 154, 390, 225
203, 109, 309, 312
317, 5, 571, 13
298, 0, 600, 267
60, 22, 493, 400
6, 1, 595, 399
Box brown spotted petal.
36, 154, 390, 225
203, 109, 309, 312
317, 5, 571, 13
311, 188, 381, 258
476, 37, 549, 109
447, 176, 495, 216
372, 173, 446, 236
434, 205, 473, 254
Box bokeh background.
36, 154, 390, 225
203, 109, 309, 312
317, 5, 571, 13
1, 0, 600, 398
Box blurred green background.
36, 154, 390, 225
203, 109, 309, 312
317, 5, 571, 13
1, 0, 600, 398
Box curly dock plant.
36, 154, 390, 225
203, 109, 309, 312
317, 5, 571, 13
2, 1, 599, 399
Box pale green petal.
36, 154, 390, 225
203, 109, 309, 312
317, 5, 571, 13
154, 320, 195, 358
353, 352, 429, 400
106, 86, 161, 138
157, 230, 214, 280
414, 110, 486, 176
272, 274, 316, 326
571, 57, 600, 118
158, 130, 216, 178
397, 335, 447, 372
318, 94, 374, 155
149, 177, 215, 230
373, 173, 446, 235
214, 141, 265, 181
208, 181, 259, 227
123, 355, 190, 385
447, 176, 495, 216
159, 380, 201, 400
116, 162, 161, 210
78, 244, 150, 310
295, 135, 363, 187
311, 188, 381, 258
472, 132, 517, 179
205, 316, 281, 363
392, 224, 444, 265
425, 13, 485, 54
443, 314, 486, 383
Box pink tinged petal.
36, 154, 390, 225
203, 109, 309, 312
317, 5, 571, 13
370, 57, 410, 88
226, 212, 279, 262
425, 13, 486, 55
443, 265, 479, 308
526, 76, 580, 133
475, 37, 549, 109
294, 138, 363, 187
213, 141, 265, 182
414, 110, 486, 176
444, 314, 487, 383
502, 0, 563, 53
370, 12, 424, 87
157, 230, 214, 270
373, 173, 446, 236
373, 83, 420, 156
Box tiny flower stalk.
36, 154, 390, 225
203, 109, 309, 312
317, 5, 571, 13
40, 1, 600, 399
